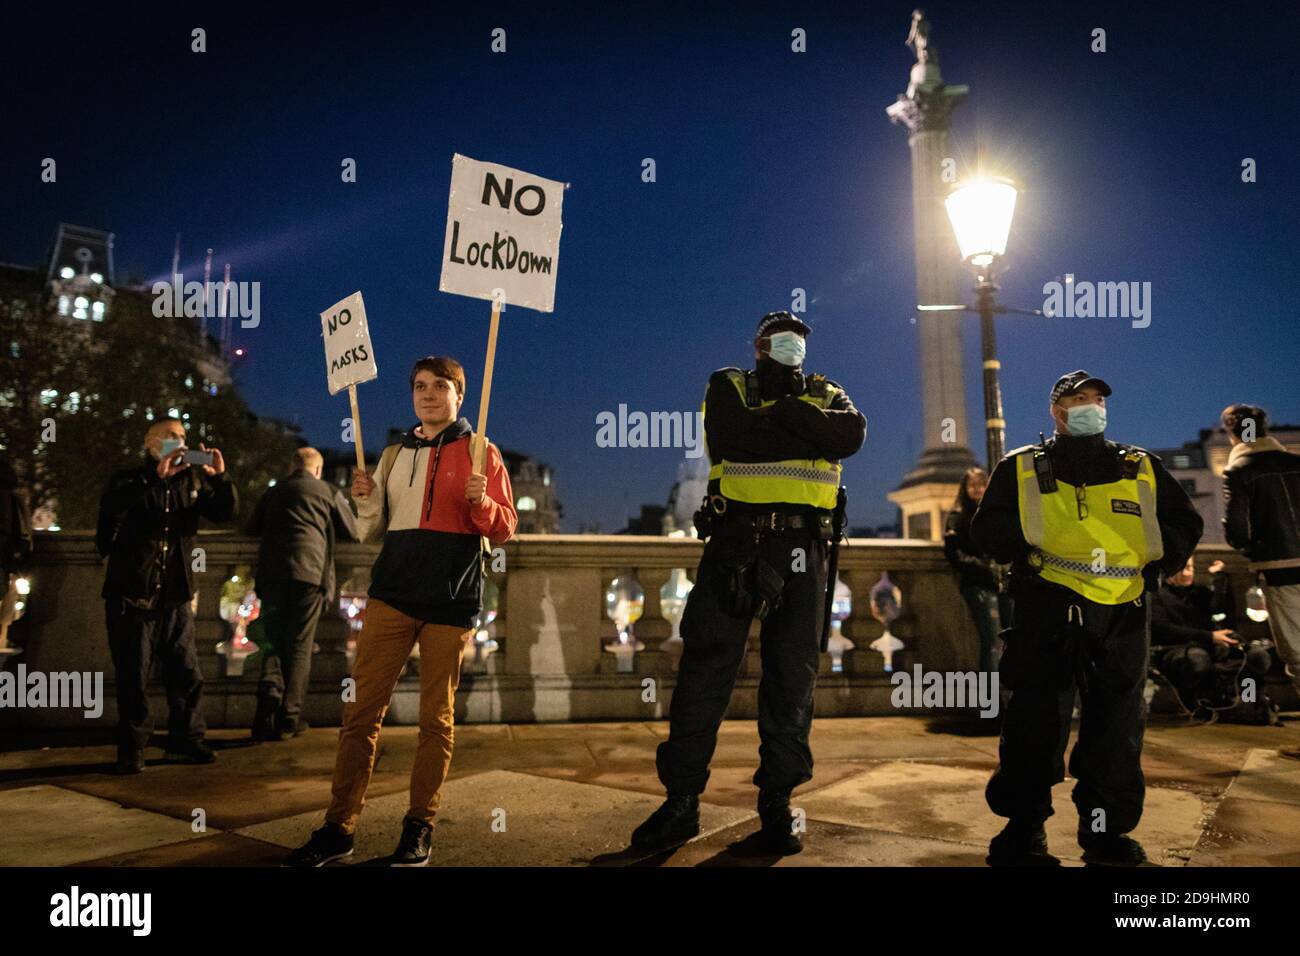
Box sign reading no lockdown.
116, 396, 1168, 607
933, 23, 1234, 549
320, 291, 378, 395
439, 154, 564, 313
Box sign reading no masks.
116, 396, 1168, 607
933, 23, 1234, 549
439, 154, 564, 313
320, 291, 378, 395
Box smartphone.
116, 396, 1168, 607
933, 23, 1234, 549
181, 449, 215, 467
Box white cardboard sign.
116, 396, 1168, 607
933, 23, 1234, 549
439, 154, 564, 313
320, 291, 378, 395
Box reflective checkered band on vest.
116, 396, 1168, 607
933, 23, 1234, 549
718, 462, 840, 485
1034, 548, 1141, 579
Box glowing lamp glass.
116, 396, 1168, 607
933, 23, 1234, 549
945, 179, 1018, 267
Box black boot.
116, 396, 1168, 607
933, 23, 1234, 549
987, 819, 1059, 866
631, 794, 700, 851
756, 791, 803, 856
1078, 828, 1150, 866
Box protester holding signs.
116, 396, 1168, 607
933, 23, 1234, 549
285, 355, 517, 867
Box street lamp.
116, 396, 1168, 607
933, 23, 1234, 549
945, 177, 1018, 269
921, 176, 1040, 469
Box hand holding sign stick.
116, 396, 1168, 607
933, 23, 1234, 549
320, 291, 379, 477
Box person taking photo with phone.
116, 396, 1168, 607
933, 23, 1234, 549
96, 417, 235, 774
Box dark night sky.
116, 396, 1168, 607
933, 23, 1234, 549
3, 0, 1297, 530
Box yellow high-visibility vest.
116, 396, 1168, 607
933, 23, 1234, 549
703, 369, 841, 509
1015, 448, 1164, 604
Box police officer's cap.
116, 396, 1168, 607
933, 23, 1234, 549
1050, 369, 1113, 404
755, 311, 811, 339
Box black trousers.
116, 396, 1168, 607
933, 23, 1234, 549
986, 581, 1149, 835
105, 597, 206, 757
656, 521, 828, 798
254, 580, 327, 732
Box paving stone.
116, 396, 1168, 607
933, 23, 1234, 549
1188, 795, 1300, 866
0, 785, 214, 866
1, 716, 1292, 867
797, 762, 1207, 866
1216, 747, 1300, 806
236, 769, 753, 867
80, 832, 285, 867
657, 817, 987, 867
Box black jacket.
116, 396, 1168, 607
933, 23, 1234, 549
1223, 438, 1300, 585
944, 505, 999, 592
96, 455, 237, 608
971, 433, 1204, 596
1150, 573, 1235, 651
703, 360, 866, 511
246, 468, 360, 596
0, 453, 33, 575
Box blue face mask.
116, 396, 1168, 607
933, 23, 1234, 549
1065, 403, 1107, 437
157, 437, 184, 459
767, 331, 806, 367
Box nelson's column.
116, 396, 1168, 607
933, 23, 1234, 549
885, 10, 977, 539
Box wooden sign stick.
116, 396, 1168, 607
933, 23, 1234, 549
472, 297, 503, 474
348, 383, 366, 471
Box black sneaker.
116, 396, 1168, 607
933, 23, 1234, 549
251, 722, 280, 742
164, 740, 217, 764
113, 752, 145, 775
631, 794, 701, 851
756, 792, 803, 856
391, 817, 433, 867
1078, 830, 1149, 866
283, 823, 355, 868
987, 819, 1059, 866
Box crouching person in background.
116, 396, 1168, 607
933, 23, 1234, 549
1150, 556, 1277, 724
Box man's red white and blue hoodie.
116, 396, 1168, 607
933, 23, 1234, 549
357, 417, 517, 629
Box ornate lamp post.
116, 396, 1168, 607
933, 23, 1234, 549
947, 177, 1016, 468
923, 176, 1041, 470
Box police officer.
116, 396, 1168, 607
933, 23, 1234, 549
631, 311, 866, 855
971, 371, 1202, 866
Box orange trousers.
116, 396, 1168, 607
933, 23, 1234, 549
326, 599, 473, 833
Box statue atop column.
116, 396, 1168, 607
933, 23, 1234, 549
905, 9, 933, 65
884, 10, 978, 539
890, 8, 967, 131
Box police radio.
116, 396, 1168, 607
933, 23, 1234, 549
1033, 432, 1057, 493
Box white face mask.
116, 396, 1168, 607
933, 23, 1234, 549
155, 437, 184, 460
767, 330, 806, 367
1064, 403, 1107, 436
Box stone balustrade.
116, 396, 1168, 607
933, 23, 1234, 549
2, 531, 1273, 730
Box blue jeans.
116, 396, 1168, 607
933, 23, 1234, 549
960, 584, 1011, 674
